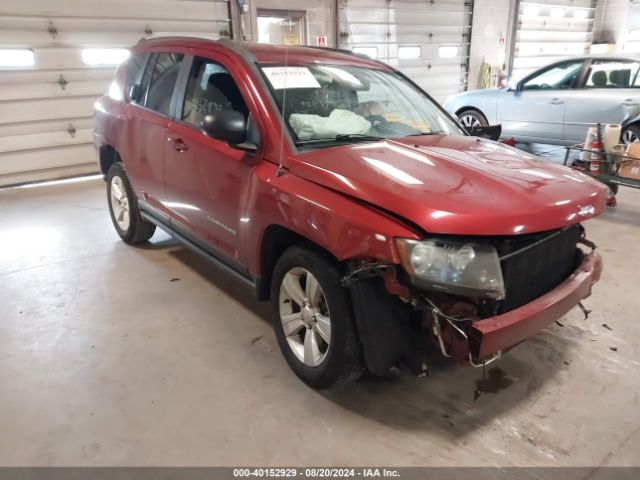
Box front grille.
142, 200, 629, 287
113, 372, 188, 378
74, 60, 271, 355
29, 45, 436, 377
496, 225, 582, 314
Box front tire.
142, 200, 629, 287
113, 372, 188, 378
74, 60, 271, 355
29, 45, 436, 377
622, 124, 640, 145
457, 109, 488, 128
271, 245, 363, 389
106, 163, 156, 244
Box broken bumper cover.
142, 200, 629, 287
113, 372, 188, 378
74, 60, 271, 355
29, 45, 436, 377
469, 251, 603, 360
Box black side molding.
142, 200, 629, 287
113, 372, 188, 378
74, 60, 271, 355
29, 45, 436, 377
138, 201, 262, 295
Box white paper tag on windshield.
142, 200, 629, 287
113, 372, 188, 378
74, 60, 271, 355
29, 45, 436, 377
262, 67, 321, 90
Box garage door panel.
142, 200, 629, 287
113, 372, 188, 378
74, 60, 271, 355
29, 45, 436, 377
0, 118, 93, 138
511, 0, 596, 81
339, 0, 472, 103
0, 68, 114, 85
339, 0, 468, 13
0, 129, 92, 155
0, 97, 97, 125
0, 0, 231, 185
0, 0, 229, 22
0, 81, 111, 102
0, 16, 228, 34
344, 30, 468, 46
0, 144, 95, 177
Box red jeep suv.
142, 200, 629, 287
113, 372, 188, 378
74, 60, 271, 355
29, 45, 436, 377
94, 36, 606, 388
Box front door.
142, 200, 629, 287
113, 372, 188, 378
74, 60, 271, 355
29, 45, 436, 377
497, 59, 585, 143
163, 54, 258, 266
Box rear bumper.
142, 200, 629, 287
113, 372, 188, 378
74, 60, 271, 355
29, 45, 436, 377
469, 251, 602, 359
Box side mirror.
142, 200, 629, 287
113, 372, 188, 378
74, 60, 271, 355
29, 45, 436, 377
465, 124, 502, 141
202, 111, 257, 153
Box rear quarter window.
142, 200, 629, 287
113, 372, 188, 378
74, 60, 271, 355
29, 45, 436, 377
125, 53, 146, 99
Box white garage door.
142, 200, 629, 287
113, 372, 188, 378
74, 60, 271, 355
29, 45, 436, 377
0, 0, 230, 187
337, 0, 473, 103
510, 0, 596, 82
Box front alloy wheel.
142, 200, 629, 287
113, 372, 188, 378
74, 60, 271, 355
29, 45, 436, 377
460, 114, 481, 128
271, 246, 363, 389
279, 267, 332, 367
457, 109, 489, 129
622, 125, 640, 145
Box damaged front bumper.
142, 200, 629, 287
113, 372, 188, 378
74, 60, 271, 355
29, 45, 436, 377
348, 246, 602, 376
432, 251, 603, 364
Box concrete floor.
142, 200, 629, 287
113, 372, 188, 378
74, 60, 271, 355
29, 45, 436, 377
1, 177, 639, 467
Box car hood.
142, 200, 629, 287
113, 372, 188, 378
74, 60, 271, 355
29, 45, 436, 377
287, 135, 607, 236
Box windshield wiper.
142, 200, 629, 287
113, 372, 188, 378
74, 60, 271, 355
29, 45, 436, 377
334, 133, 384, 141
407, 131, 445, 136
295, 133, 384, 146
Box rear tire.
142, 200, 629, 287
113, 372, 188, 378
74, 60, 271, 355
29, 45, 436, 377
271, 245, 363, 389
106, 163, 156, 244
457, 109, 489, 129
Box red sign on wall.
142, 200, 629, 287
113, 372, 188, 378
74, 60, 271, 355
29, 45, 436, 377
316, 36, 327, 47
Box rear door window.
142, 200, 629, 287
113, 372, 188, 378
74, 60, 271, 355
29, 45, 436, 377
584, 59, 640, 88
142, 52, 184, 116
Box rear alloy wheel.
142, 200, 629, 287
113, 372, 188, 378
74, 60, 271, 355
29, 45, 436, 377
458, 109, 488, 129
271, 246, 363, 389
621, 124, 640, 145
106, 163, 156, 244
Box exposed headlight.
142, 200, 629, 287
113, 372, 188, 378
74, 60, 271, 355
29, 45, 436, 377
395, 238, 505, 299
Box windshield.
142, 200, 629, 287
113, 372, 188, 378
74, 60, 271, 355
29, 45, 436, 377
260, 64, 464, 146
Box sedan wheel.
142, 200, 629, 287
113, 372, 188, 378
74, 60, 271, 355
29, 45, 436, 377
622, 127, 640, 145
460, 114, 481, 128
279, 267, 331, 367
457, 109, 488, 129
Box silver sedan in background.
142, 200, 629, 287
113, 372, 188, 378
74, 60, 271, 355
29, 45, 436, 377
445, 55, 640, 145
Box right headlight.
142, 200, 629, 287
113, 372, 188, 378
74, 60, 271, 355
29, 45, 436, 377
395, 238, 505, 299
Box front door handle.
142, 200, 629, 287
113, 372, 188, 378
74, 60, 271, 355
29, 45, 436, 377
173, 138, 189, 153
550, 98, 564, 105
623, 98, 639, 106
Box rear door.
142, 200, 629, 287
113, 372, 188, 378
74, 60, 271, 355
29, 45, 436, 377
127, 51, 184, 215
563, 58, 640, 144
497, 59, 585, 143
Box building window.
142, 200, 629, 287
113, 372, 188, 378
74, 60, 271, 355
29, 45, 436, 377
0, 49, 35, 67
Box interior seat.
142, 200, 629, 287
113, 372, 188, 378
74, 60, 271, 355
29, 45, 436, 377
591, 70, 608, 87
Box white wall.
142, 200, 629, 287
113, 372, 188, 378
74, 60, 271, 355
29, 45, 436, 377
467, 0, 512, 90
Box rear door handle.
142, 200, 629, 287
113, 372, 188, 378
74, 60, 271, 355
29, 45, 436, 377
623, 98, 639, 106
172, 138, 189, 153
550, 98, 564, 105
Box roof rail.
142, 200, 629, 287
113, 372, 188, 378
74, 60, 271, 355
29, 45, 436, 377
305, 45, 371, 60
138, 33, 225, 43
